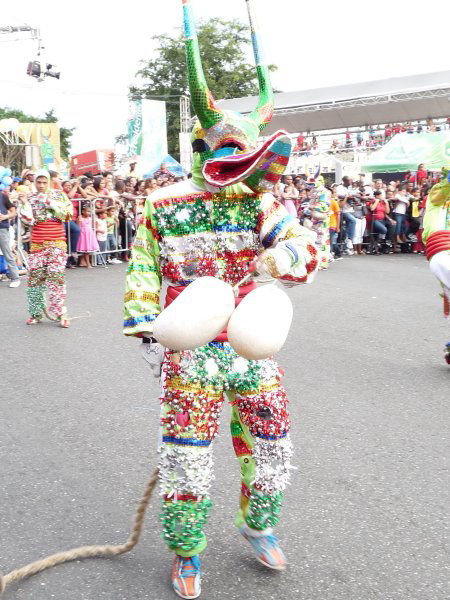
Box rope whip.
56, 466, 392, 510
0, 265, 260, 595
0, 467, 159, 597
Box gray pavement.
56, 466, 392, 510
0, 255, 448, 600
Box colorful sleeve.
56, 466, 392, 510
19, 202, 34, 225
123, 197, 162, 336
47, 192, 73, 221
429, 178, 450, 207
257, 192, 319, 285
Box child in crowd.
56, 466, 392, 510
329, 190, 341, 259
106, 206, 121, 264
281, 183, 299, 217
76, 204, 99, 268
95, 210, 108, 266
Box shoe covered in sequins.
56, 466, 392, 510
171, 554, 201, 599
59, 315, 70, 328
26, 316, 42, 325
240, 525, 287, 570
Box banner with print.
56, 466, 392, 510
127, 100, 143, 158
140, 100, 168, 172
127, 99, 168, 176
17, 122, 61, 170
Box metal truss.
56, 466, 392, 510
270, 87, 450, 117
180, 95, 192, 133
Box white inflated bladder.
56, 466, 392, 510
429, 250, 450, 289
227, 283, 293, 360
153, 276, 235, 351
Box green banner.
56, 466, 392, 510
127, 100, 143, 157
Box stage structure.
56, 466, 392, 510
219, 70, 450, 136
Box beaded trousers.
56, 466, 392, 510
27, 242, 67, 318
158, 342, 293, 557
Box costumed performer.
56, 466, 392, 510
421, 168, 450, 363
20, 169, 73, 327
307, 176, 331, 269
123, 1, 319, 597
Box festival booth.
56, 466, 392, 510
361, 131, 450, 173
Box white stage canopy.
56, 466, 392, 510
218, 71, 450, 135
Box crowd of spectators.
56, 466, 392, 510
293, 117, 450, 155
275, 165, 445, 261
0, 163, 188, 278
0, 158, 445, 283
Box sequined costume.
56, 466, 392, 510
308, 186, 331, 270
422, 172, 450, 314
21, 186, 73, 319
422, 171, 450, 361
124, 0, 318, 558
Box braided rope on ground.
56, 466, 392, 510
0, 467, 159, 597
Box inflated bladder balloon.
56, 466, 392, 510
0, 167, 5, 179
227, 284, 293, 360
153, 276, 235, 350
1, 176, 12, 186
3, 168, 11, 177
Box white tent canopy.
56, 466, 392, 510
218, 71, 450, 135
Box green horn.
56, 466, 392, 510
182, 0, 224, 129
245, 0, 274, 132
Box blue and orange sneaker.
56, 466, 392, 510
240, 525, 287, 570
171, 554, 202, 599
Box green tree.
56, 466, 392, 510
0, 107, 74, 173
129, 18, 276, 159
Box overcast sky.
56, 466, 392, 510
1, 0, 448, 154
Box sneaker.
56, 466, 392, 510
59, 315, 70, 328
240, 525, 287, 570
171, 555, 201, 599
9, 279, 21, 288
26, 316, 42, 325
110, 258, 122, 264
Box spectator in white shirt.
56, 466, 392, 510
373, 179, 386, 199
393, 185, 410, 243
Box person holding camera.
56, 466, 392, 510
369, 190, 395, 253
352, 192, 368, 255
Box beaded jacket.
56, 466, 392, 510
123, 180, 318, 336
20, 191, 73, 226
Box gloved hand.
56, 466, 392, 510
141, 336, 165, 378
256, 247, 292, 279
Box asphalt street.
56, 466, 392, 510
1, 255, 448, 600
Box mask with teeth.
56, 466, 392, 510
182, 0, 291, 193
